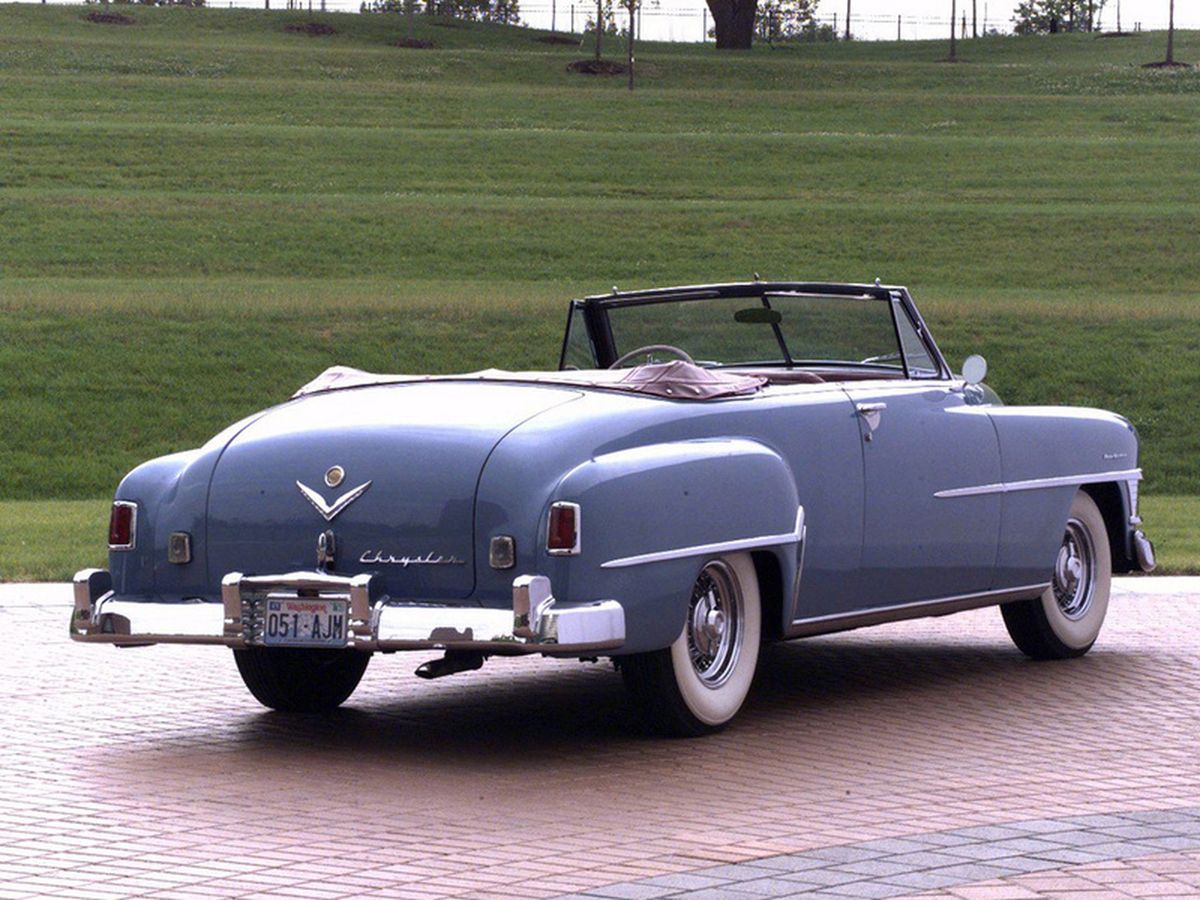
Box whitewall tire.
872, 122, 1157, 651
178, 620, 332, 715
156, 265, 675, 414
620, 552, 761, 736
1001, 491, 1112, 660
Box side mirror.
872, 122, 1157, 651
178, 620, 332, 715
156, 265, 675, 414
962, 355, 988, 386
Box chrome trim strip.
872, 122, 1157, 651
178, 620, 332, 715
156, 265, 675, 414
788, 583, 1049, 637
601, 506, 805, 569
934, 468, 1142, 499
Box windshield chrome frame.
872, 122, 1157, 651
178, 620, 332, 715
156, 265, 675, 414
562, 282, 951, 379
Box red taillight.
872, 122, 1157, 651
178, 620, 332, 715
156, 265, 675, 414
108, 502, 137, 550
547, 502, 580, 555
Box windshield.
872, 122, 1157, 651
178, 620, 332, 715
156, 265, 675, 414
605, 292, 939, 375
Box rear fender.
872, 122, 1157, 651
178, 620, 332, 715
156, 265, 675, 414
554, 438, 802, 653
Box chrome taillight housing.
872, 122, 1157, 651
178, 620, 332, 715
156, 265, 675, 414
108, 501, 137, 551
547, 501, 581, 555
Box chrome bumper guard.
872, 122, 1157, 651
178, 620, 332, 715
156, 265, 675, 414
1133, 529, 1156, 573
71, 569, 625, 654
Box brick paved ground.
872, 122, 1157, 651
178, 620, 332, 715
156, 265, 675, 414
0, 579, 1196, 899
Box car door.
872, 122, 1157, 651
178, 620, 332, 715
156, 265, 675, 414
841, 381, 1003, 608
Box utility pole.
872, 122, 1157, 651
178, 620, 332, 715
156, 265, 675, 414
844, 0, 851, 40
551, 0, 556, 31
972, 0, 977, 36
897, 14, 901, 40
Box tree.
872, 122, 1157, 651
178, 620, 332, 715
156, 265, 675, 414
756, 0, 817, 42
948, 0, 957, 59
1013, 0, 1106, 34
1166, 0, 1175, 63
705, 0, 758, 48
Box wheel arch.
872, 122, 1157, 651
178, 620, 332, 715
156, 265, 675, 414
1081, 481, 1137, 574
750, 549, 786, 642
554, 437, 802, 654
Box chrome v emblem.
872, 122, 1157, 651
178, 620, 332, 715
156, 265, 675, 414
296, 480, 372, 522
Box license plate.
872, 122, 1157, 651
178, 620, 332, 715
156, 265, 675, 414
263, 596, 348, 647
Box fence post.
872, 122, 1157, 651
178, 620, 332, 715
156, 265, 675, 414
702, 8, 706, 41
551, 0, 556, 31
897, 14, 900, 39
570, 4, 574, 33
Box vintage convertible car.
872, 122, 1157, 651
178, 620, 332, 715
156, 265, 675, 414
73, 281, 1157, 735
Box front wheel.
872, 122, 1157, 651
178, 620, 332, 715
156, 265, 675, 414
620, 552, 761, 736
1001, 490, 1112, 660
233, 647, 370, 712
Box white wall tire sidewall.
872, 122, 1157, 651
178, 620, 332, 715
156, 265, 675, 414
1039, 493, 1112, 651
668, 552, 761, 728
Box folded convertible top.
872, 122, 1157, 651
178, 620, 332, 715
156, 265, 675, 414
293, 360, 765, 401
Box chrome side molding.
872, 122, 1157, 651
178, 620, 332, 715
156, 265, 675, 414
601, 506, 805, 570
787, 583, 1050, 639
934, 468, 1143, 499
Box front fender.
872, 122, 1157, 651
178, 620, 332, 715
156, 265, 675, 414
555, 438, 802, 654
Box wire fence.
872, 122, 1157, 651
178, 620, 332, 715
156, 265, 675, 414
24, 0, 1193, 43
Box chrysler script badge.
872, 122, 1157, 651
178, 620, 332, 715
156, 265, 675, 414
359, 550, 466, 567
296, 476, 372, 522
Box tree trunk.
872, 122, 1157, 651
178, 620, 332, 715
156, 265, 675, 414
1166, 0, 1175, 64
706, 0, 757, 49
595, 0, 603, 60
948, 0, 957, 60
627, 0, 634, 90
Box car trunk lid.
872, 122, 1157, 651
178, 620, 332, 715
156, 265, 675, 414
204, 381, 578, 601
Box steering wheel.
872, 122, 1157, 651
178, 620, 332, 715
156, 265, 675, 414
608, 344, 696, 369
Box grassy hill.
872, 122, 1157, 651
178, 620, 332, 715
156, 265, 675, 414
1, 6, 1198, 577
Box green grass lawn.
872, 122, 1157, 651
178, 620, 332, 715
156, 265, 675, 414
1, 7, 1197, 577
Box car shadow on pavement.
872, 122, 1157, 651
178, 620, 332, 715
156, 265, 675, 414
201, 633, 1134, 763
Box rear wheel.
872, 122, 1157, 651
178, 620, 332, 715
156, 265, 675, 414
1001, 491, 1111, 660
620, 552, 761, 736
233, 647, 370, 712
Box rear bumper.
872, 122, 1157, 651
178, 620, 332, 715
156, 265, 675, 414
70, 569, 626, 655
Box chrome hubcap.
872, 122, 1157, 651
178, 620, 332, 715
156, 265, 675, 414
1053, 518, 1095, 620
686, 561, 742, 689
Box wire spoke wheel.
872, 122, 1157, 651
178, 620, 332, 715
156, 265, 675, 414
685, 561, 743, 689
1053, 518, 1096, 620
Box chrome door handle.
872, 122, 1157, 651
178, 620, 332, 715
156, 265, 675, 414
856, 402, 886, 435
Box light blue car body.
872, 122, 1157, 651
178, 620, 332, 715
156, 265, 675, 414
74, 282, 1152, 659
